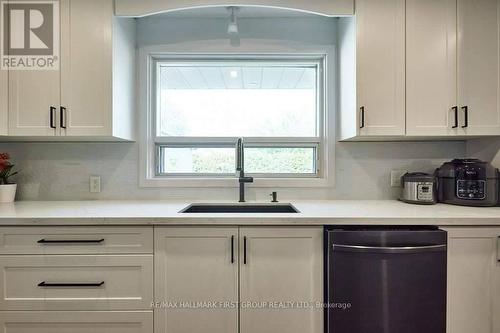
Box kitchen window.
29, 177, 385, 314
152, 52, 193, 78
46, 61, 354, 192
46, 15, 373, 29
146, 55, 331, 185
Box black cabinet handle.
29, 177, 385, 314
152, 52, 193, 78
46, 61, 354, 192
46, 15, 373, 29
360, 106, 365, 128
461, 106, 469, 128
50, 107, 57, 129
243, 236, 247, 265
38, 281, 105, 288
270, 192, 278, 203
38, 239, 105, 244
497, 236, 500, 262
231, 235, 235, 264
497, 237, 500, 262
451, 106, 458, 128
60, 106, 67, 129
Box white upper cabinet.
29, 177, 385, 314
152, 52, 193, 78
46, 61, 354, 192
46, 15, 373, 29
457, 0, 500, 136
4, 0, 135, 140
7, 0, 62, 137
343, 0, 500, 140
8, 68, 61, 137
115, 0, 354, 17
406, 0, 458, 136
407, 0, 500, 137
60, 0, 113, 137
356, 0, 406, 137
0, 67, 7, 135
339, 0, 405, 140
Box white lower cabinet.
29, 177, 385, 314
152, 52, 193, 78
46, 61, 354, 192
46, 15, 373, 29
239, 227, 323, 333
154, 226, 323, 333
445, 227, 500, 333
154, 227, 239, 333
0, 311, 153, 333
0, 226, 154, 255
0, 255, 153, 311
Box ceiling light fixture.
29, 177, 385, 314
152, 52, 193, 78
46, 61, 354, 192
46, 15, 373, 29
227, 7, 240, 47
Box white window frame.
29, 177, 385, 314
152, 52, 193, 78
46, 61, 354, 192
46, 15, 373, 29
139, 46, 335, 188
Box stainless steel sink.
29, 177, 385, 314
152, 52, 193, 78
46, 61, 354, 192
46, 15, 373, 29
180, 203, 299, 214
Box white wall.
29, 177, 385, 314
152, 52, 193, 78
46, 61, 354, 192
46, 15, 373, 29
466, 138, 500, 168
0, 15, 468, 201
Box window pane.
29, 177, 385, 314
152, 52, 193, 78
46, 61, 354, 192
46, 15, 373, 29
157, 63, 318, 137
245, 147, 316, 174
158, 147, 235, 175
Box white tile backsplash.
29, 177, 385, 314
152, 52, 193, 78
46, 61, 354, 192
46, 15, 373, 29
0, 140, 466, 201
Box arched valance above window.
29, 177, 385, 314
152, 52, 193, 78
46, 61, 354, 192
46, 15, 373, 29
114, 0, 354, 17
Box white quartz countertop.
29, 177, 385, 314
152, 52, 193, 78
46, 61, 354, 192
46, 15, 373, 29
0, 200, 499, 226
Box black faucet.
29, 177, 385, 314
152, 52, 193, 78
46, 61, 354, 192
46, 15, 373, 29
236, 138, 254, 203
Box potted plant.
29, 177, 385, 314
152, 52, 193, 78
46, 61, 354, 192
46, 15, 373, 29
0, 153, 18, 203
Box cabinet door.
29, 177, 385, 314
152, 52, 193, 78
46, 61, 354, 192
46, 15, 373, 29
60, 0, 113, 136
406, 0, 458, 136
154, 227, 238, 333
0, 68, 7, 135
458, 0, 500, 135
0, 311, 153, 333
356, 0, 405, 136
6, 0, 61, 137
494, 245, 500, 333
8, 70, 60, 136
446, 228, 500, 333
239, 227, 323, 333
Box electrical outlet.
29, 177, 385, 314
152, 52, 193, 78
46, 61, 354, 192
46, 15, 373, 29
390, 170, 407, 187
89, 176, 101, 193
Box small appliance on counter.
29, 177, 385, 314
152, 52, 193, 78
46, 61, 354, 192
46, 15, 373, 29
436, 159, 499, 207
400, 172, 437, 205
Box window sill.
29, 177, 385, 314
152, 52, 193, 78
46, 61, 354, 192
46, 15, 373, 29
139, 177, 333, 188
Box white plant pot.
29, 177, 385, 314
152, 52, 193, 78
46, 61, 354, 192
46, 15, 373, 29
0, 184, 17, 203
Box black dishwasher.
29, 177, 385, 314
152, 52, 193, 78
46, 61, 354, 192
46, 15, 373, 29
325, 226, 447, 333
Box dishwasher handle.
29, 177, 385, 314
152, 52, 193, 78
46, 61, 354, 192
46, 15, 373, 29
332, 243, 447, 254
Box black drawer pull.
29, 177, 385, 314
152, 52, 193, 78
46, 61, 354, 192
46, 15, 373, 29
38, 281, 105, 288
37, 239, 105, 244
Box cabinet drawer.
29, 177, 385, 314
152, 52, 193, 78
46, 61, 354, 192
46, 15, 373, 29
0, 311, 153, 333
0, 255, 153, 310
0, 227, 153, 254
